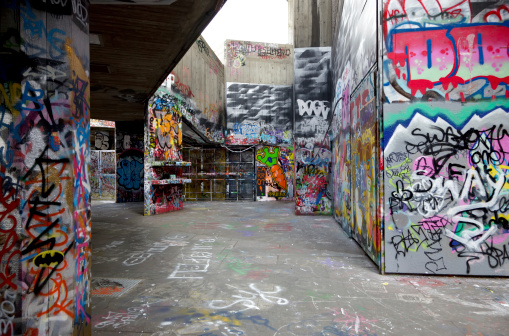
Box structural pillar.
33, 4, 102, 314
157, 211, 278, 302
0, 0, 91, 334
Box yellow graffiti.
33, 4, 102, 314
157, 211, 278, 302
0, 82, 22, 116
33, 250, 65, 268
176, 308, 242, 326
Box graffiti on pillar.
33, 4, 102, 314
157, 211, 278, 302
294, 47, 332, 215
92, 129, 114, 150
384, 101, 509, 275
255, 146, 294, 201
116, 121, 144, 202
295, 140, 332, 215
0, 0, 92, 333
151, 184, 184, 214
156, 63, 225, 144
147, 106, 182, 162
331, 62, 353, 235
226, 83, 293, 145
350, 71, 381, 264
383, 0, 509, 102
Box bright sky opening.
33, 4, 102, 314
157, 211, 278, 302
202, 0, 289, 63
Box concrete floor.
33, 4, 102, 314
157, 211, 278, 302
91, 201, 509, 336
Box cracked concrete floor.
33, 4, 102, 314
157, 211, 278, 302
91, 201, 509, 336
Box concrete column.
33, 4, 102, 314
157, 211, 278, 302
0, 0, 91, 334
291, 0, 333, 48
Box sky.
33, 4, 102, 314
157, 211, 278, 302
202, 0, 289, 63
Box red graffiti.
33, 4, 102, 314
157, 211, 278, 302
0, 166, 20, 291
484, 5, 509, 22
171, 72, 194, 98
36, 273, 73, 318
389, 24, 509, 94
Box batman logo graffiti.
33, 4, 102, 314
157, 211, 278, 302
33, 250, 65, 268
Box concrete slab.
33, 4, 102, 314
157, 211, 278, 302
92, 201, 509, 336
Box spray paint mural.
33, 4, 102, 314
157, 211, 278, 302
158, 36, 225, 144
92, 129, 114, 150
383, 0, 509, 275
154, 86, 223, 143
350, 71, 381, 263
330, 0, 379, 264
384, 102, 509, 275
255, 146, 294, 201
332, 64, 353, 236
383, 0, 509, 102
294, 47, 332, 215
144, 89, 191, 215
116, 121, 144, 202
226, 83, 293, 145
0, 0, 91, 333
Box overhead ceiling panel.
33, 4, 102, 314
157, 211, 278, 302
89, 0, 223, 121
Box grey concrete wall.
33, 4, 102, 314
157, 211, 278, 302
163, 36, 226, 143
289, 0, 333, 48
225, 40, 294, 85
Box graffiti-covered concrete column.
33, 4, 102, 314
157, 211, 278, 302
1, 0, 91, 333
382, 0, 509, 275
294, 47, 333, 215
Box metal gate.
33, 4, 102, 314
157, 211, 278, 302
182, 146, 255, 201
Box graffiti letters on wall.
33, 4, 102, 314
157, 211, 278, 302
90, 119, 115, 128
92, 129, 114, 150
145, 94, 188, 215
0, 0, 91, 333
256, 146, 294, 201
153, 88, 223, 143
384, 102, 509, 275
383, 0, 509, 102
330, 0, 379, 264
294, 48, 332, 215
226, 40, 292, 72
147, 105, 183, 162
226, 83, 293, 145
350, 71, 381, 263
116, 121, 144, 202
383, 0, 509, 276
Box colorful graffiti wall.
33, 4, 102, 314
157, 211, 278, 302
226, 83, 293, 145
383, 0, 509, 275
294, 47, 332, 215
116, 121, 144, 202
383, 0, 509, 102
350, 71, 381, 263
384, 101, 509, 275
0, 0, 91, 333
331, 0, 379, 265
145, 91, 190, 215
256, 146, 295, 201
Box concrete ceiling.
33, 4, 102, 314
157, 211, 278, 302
89, 0, 224, 121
